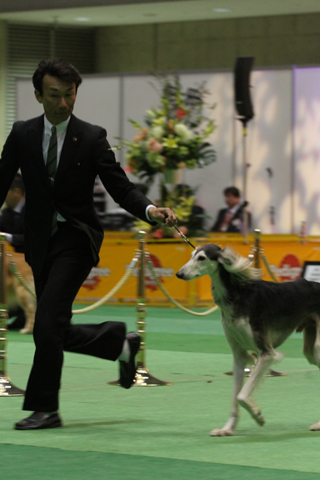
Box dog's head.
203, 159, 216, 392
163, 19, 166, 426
176, 244, 224, 281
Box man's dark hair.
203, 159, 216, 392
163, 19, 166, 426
10, 173, 25, 195
32, 58, 82, 95
223, 186, 240, 198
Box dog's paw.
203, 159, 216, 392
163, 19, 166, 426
209, 428, 235, 437
254, 411, 265, 426
309, 421, 320, 431
238, 398, 265, 426
19, 327, 33, 335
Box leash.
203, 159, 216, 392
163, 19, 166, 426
172, 224, 196, 249
164, 213, 196, 249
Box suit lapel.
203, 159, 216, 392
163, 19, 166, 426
27, 115, 52, 189
54, 115, 82, 184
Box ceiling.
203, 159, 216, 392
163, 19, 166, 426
1, 0, 320, 27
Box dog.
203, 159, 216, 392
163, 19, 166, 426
6, 252, 36, 334
176, 243, 320, 436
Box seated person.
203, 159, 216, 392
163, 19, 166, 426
0, 173, 25, 252
211, 186, 250, 233
0, 173, 26, 330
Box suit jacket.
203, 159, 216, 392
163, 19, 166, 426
211, 206, 251, 233
0, 204, 25, 252
0, 114, 155, 274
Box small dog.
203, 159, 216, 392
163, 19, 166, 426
6, 252, 35, 334
176, 244, 320, 436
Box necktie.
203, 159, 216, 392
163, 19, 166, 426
46, 126, 58, 235
46, 126, 57, 182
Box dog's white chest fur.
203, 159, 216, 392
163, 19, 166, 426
221, 313, 257, 353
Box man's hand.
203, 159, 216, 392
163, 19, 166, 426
148, 207, 177, 226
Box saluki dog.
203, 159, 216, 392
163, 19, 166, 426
176, 244, 320, 436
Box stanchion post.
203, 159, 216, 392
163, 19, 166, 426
135, 231, 147, 369
253, 229, 261, 270
134, 231, 171, 386
109, 232, 171, 386
0, 234, 25, 396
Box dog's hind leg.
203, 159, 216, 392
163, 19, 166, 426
237, 350, 280, 427
210, 351, 250, 437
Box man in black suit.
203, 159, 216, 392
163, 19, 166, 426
0, 59, 177, 430
211, 186, 250, 233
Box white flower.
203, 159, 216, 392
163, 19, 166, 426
174, 123, 193, 141
150, 125, 164, 140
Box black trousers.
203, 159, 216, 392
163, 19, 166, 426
23, 222, 126, 412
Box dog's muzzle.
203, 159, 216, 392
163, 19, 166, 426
176, 270, 185, 280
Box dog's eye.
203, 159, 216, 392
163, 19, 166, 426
198, 255, 206, 262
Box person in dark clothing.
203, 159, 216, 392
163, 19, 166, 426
0, 173, 25, 252
0, 174, 26, 330
211, 186, 250, 233
0, 58, 177, 430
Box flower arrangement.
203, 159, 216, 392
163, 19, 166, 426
122, 75, 217, 184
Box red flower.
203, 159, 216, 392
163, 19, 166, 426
124, 159, 136, 173
153, 229, 164, 239
176, 108, 188, 119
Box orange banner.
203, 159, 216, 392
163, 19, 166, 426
76, 234, 320, 305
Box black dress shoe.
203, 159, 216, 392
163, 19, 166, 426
14, 411, 62, 430
119, 332, 141, 389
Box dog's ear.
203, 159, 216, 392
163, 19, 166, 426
203, 244, 223, 261
217, 248, 232, 266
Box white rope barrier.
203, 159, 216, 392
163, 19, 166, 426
261, 254, 280, 283
9, 248, 219, 316
8, 253, 139, 314
71, 254, 139, 314
145, 252, 219, 316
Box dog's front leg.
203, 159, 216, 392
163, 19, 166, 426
210, 353, 247, 437
236, 350, 277, 427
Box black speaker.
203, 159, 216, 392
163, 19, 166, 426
234, 56, 255, 124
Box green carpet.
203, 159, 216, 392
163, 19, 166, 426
2, 306, 320, 479
3, 445, 320, 480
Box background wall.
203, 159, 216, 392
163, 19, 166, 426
2, 11, 320, 235
95, 13, 320, 72
15, 68, 302, 235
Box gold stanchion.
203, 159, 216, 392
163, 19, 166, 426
0, 234, 25, 396
134, 231, 171, 386
253, 228, 261, 269
109, 231, 170, 386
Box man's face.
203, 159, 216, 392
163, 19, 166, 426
225, 193, 239, 208
34, 74, 77, 125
